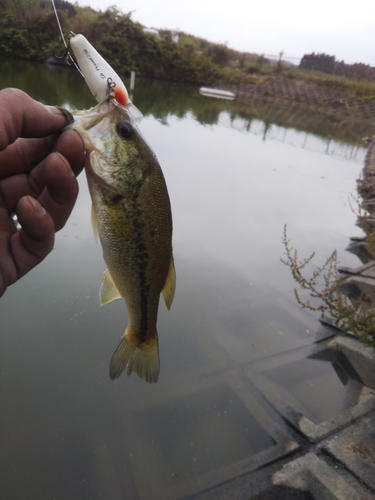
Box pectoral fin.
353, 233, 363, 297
161, 255, 176, 310
100, 269, 122, 306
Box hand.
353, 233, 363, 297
0, 88, 85, 297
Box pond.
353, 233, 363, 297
0, 58, 371, 499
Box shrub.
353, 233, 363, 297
281, 225, 375, 347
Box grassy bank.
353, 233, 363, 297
1, 0, 375, 126
218, 65, 375, 125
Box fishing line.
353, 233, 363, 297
51, 0, 83, 76
51, 0, 67, 47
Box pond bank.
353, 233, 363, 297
229, 75, 375, 129
41, 56, 375, 135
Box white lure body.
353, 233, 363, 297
69, 33, 143, 124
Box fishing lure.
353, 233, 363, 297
51, 0, 142, 124
68, 33, 143, 125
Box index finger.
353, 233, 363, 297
0, 88, 70, 152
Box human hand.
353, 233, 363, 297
0, 88, 85, 297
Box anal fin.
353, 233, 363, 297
91, 204, 99, 242
100, 268, 122, 306
162, 255, 176, 310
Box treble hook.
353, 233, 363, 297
106, 78, 117, 100
53, 41, 75, 66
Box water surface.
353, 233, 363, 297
0, 58, 370, 499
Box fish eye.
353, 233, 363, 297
116, 121, 133, 139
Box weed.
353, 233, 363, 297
281, 225, 375, 347
262, 83, 271, 97
358, 94, 375, 104
350, 193, 375, 258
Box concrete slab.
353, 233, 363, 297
272, 453, 374, 500
186, 458, 311, 499
361, 265, 375, 278
345, 240, 373, 264
338, 261, 375, 276
326, 336, 375, 389
246, 339, 375, 442
324, 413, 375, 492
118, 370, 299, 500
340, 275, 375, 300
282, 389, 375, 443
185, 444, 375, 499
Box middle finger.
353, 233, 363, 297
0, 135, 57, 178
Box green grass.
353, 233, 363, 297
283, 68, 375, 100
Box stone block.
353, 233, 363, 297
118, 370, 299, 500
326, 336, 375, 389
338, 261, 375, 276
272, 453, 373, 500
246, 338, 375, 443
324, 413, 375, 492
340, 275, 375, 300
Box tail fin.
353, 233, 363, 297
109, 332, 160, 383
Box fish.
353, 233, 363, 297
67, 95, 176, 383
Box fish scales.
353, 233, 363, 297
68, 98, 176, 383
88, 164, 172, 337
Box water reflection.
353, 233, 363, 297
0, 57, 370, 152
0, 58, 372, 499
0, 58, 94, 108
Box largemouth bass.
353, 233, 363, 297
68, 96, 176, 383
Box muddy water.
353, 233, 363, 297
0, 58, 370, 499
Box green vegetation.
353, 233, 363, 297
296, 70, 375, 102
281, 225, 375, 348
2, 0, 375, 108
300, 52, 375, 80
0, 1, 221, 85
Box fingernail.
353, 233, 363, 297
55, 152, 75, 176
27, 196, 46, 215
70, 129, 87, 160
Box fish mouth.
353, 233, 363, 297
68, 99, 116, 151
66, 96, 142, 140
76, 97, 143, 125
72, 99, 114, 127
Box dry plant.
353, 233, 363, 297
281, 224, 375, 347
350, 192, 375, 258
